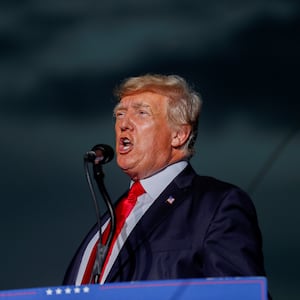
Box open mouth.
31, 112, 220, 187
119, 137, 133, 153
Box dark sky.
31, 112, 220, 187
0, 1, 299, 299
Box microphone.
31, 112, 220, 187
84, 144, 114, 164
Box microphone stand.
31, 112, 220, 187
84, 157, 116, 284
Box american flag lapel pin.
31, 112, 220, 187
166, 196, 175, 205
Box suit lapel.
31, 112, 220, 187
106, 164, 196, 282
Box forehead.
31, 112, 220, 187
116, 91, 169, 110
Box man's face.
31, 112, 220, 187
114, 91, 179, 180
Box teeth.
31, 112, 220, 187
120, 138, 132, 151
122, 138, 131, 146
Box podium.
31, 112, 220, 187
0, 277, 267, 299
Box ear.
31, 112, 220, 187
171, 125, 192, 148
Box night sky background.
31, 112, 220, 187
0, 1, 299, 299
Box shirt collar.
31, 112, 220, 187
133, 161, 188, 200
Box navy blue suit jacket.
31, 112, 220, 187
63, 163, 266, 284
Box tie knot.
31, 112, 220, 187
128, 181, 145, 199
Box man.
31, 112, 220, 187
64, 74, 268, 286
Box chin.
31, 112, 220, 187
117, 160, 133, 173
117, 163, 139, 179
121, 168, 139, 180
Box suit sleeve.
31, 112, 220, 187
202, 187, 267, 277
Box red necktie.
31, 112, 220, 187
81, 181, 145, 284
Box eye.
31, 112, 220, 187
114, 110, 125, 119
138, 109, 150, 116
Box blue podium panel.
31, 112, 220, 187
0, 277, 267, 300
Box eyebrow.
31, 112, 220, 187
114, 102, 152, 113
132, 102, 151, 110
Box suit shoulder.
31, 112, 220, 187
180, 164, 251, 200
192, 174, 257, 214
193, 174, 240, 193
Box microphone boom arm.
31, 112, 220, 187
93, 163, 116, 279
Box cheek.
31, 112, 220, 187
139, 128, 164, 148
147, 132, 173, 156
